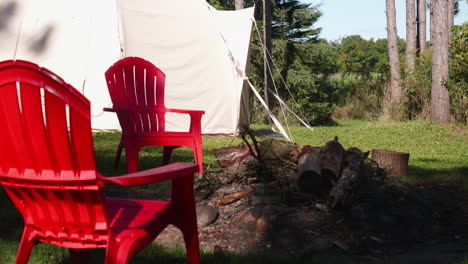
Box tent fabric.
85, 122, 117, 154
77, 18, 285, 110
0, 0, 254, 136
0, 0, 122, 130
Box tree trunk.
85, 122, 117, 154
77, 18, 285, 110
235, 0, 244, 10
386, 0, 402, 103
417, 0, 427, 54
263, 0, 273, 113
406, 0, 417, 71
431, 0, 450, 123
371, 149, 410, 177
448, 0, 454, 33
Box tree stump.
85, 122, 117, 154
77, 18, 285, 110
371, 149, 410, 177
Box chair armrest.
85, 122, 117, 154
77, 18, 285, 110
103, 107, 117, 113
100, 162, 197, 186
165, 108, 205, 115
166, 108, 204, 134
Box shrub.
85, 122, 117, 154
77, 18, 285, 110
448, 23, 468, 125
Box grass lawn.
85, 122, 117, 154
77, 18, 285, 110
0, 120, 466, 263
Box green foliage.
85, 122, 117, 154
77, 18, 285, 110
205, 0, 233, 10
208, 0, 465, 126
249, 0, 336, 124
329, 74, 385, 120
403, 23, 467, 125
327, 36, 395, 120
448, 23, 468, 125
272, 40, 341, 124
337, 35, 374, 75
272, 0, 322, 42
406, 50, 432, 120
336, 35, 403, 77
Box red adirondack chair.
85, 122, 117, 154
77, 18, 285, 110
0, 60, 200, 264
104, 57, 205, 174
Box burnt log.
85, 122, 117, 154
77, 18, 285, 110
327, 159, 361, 208
296, 146, 331, 195
217, 189, 254, 206
327, 147, 369, 208
320, 136, 345, 182
371, 149, 410, 177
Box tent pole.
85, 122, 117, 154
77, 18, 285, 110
263, 0, 273, 125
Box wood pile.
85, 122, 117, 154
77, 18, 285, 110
178, 136, 445, 258
212, 136, 388, 209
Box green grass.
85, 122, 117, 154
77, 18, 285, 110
0, 120, 467, 263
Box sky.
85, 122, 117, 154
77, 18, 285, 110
304, 0, 468, 41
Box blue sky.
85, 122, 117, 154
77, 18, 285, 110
304, 0, 468, 41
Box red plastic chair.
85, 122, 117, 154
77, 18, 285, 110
104, 57, 205, 174
0, 60, 200, 264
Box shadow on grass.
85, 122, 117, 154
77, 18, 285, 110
1, 187, 309, 264
408, 165, 468, 185
313, 120, 341, 127
0, 188, 23, 240
0, 241, 352, 264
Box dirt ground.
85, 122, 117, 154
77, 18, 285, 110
153, 180, 468, 264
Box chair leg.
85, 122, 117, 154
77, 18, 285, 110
172, 178, 201, 264
162, 146, 177, 165
181, 220, 201, 264
104, 245, 120, 264
69, 249, 91, 263
104, 240, 137, 264
192, 145, 203, 175
15, 226, 36, 264
114, 139, 124, 170
125, 147, 140, 173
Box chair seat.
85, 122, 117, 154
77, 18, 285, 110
106, 198, 172, 234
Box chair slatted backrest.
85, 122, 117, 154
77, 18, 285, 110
105, 57, 167, 134
0, 60, 109, 246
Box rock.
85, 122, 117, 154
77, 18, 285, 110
256, 217, 268, 232
213, 144, 255, 170
240, 211, 257, 225
258, 138, 302, 162
196, 204, 219, 227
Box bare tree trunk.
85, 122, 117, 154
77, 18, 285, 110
263, 0, 273, 113
235, 0, 244, 10
406, 0, 417, 71
448, 0, 454, 33
417, 0, 427, 54
386, 0, 402, 104
431, 0, 451, 123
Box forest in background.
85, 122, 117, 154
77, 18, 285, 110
207, 0, 468, 126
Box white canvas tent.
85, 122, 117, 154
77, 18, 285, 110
0, 0, 254, 136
